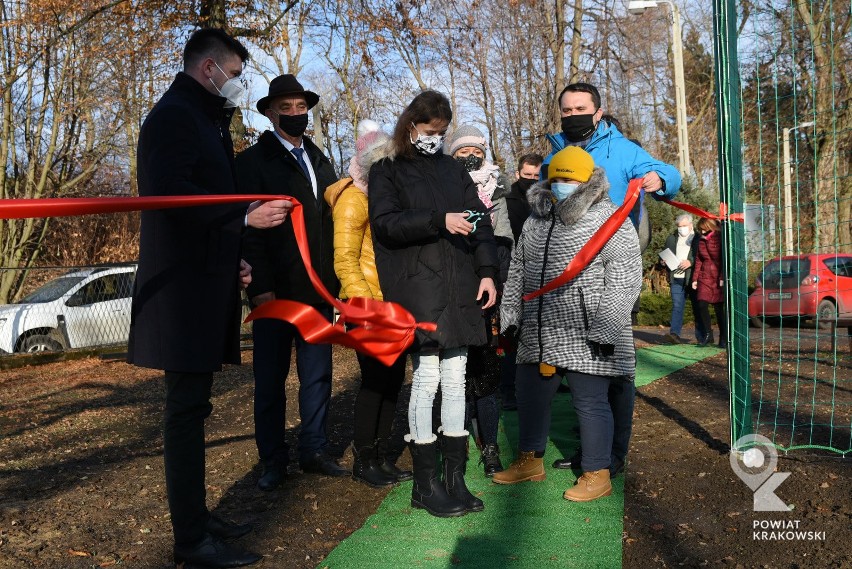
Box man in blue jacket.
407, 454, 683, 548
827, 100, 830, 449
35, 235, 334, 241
542, 82, 681, 207
544, 82, 681, 475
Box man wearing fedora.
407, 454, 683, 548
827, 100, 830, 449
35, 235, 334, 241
237, 74, 344, 490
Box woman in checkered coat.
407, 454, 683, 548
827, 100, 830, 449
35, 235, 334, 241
493, 146, 642, 503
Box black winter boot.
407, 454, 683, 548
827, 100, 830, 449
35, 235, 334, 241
409, 439, 466, 518
352, 445, 397, 488
479, 443, 503, 477
376, 438, 413, 482
442, 433, 484, 513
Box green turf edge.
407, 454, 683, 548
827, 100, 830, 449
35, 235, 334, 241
318, 344, 721, 569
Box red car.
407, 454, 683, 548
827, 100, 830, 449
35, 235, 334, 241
748, 254, 852, 328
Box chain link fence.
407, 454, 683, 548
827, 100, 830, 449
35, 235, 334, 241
0, 265, 252, 357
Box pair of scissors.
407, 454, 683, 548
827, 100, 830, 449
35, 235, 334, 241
462, 204, 497, 233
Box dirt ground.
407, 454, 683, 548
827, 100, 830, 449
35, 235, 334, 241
0, 327, 849, 569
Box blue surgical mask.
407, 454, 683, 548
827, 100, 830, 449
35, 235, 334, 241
551, 182, 579, 201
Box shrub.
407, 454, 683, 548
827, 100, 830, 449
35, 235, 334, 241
636, 291, 699, 327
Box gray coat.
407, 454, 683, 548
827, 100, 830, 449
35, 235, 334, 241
500, 167, 642, 377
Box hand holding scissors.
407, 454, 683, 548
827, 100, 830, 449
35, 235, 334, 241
461, 204, 497, 233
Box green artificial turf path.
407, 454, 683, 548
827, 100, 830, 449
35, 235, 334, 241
319, 344, 722, 569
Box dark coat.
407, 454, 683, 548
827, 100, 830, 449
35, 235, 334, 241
504, 180, 532, 243
368, 151, 499, 352
693, 230, 724, 304
664, 231, 696, 283
128, 72, 244, 373
237, 131, 339, 305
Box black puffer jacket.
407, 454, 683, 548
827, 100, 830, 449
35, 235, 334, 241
369, 150, 499, 352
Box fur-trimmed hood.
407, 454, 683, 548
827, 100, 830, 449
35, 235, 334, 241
527, 167, 610, 225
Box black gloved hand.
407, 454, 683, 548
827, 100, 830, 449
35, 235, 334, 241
589, 341, 615, 358
498, 325, 519, 353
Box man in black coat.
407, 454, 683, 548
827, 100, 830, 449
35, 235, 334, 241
128, 29, 291, 569
237, 74, 344, 490
504, 152, 543, 243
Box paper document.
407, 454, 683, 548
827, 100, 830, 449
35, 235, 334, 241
659, 248, 680, 271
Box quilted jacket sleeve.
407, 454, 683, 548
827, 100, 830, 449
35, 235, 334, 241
500, 227, 527, 332
332, 188, 375, 299
588, 214, 643, 345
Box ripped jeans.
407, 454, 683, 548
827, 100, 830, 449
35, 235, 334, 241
408, 347, 468, 442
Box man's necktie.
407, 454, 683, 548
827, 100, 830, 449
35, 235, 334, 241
291, 147, 310, 178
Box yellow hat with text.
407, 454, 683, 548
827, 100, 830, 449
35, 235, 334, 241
548, 146, 594, 183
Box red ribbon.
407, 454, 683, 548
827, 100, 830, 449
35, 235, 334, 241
661, 198, 745, 223
523, 179, 643, 301
0, 195, 435, 363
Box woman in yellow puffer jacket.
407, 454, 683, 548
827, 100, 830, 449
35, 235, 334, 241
323, 121, 411, 488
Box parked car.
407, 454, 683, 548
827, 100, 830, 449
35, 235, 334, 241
0, 265, 137, 354
748, 254, 852, 328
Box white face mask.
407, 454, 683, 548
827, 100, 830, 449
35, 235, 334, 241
551, 182, 579, 201
410, 123, 444, 155
677, 226, 691, 237
210, 62, 245, 108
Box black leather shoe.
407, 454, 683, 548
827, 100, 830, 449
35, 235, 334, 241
552, 451, 582, 470
174, 532, 262, 568
300, 452, 349, 477
257, 461, 285, 491
206, 514, 252, 541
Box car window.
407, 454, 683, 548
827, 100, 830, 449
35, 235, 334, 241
823, 256, 852, 277
67, 273, 133, 305
760, 258, 811, 289
17, 276, 86, 303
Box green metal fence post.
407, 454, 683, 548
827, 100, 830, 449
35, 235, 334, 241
713, 0, 751, 448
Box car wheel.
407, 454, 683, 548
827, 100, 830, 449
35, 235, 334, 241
20, 334, 63, 353
816, 299, 837, 330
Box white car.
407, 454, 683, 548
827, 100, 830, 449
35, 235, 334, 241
0, 265, 137, 354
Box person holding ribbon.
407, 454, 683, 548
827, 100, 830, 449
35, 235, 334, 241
446, 124, 513, 477
369, 90, 499, 518
128, 29, 292, 569
237, 74, 346, 491
543, 82, 680, 473
323, 121, 412, 489
494, 146, 642, 504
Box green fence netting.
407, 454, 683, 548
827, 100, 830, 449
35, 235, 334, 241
727, 0, 851, 455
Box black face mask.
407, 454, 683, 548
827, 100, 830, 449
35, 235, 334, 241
278, 113, 309, 137
561, 114, 597, 142
516, 177, 537, 192
456, 154, 484, 172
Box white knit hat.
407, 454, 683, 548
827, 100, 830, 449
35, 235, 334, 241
447, 124, 487, 156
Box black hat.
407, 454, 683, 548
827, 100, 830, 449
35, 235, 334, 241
256, 74, 320, 114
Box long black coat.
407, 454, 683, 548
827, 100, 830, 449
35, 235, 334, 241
237, 131, 339, 304
368, 151, 499, 352
505, 180, 532, 243
128, 73, 244, 373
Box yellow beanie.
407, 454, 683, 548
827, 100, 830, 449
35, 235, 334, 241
548, 146, 594, 183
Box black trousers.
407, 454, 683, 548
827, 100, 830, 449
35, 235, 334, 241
697, 300, 727, 342
353, 352, 406, 451
163, 371, 213, 546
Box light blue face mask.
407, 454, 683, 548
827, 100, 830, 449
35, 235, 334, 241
551, 182, 580, 201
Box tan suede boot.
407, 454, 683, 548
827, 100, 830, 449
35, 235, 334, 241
492, 451, 545, 485
563, 468, 612, 502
